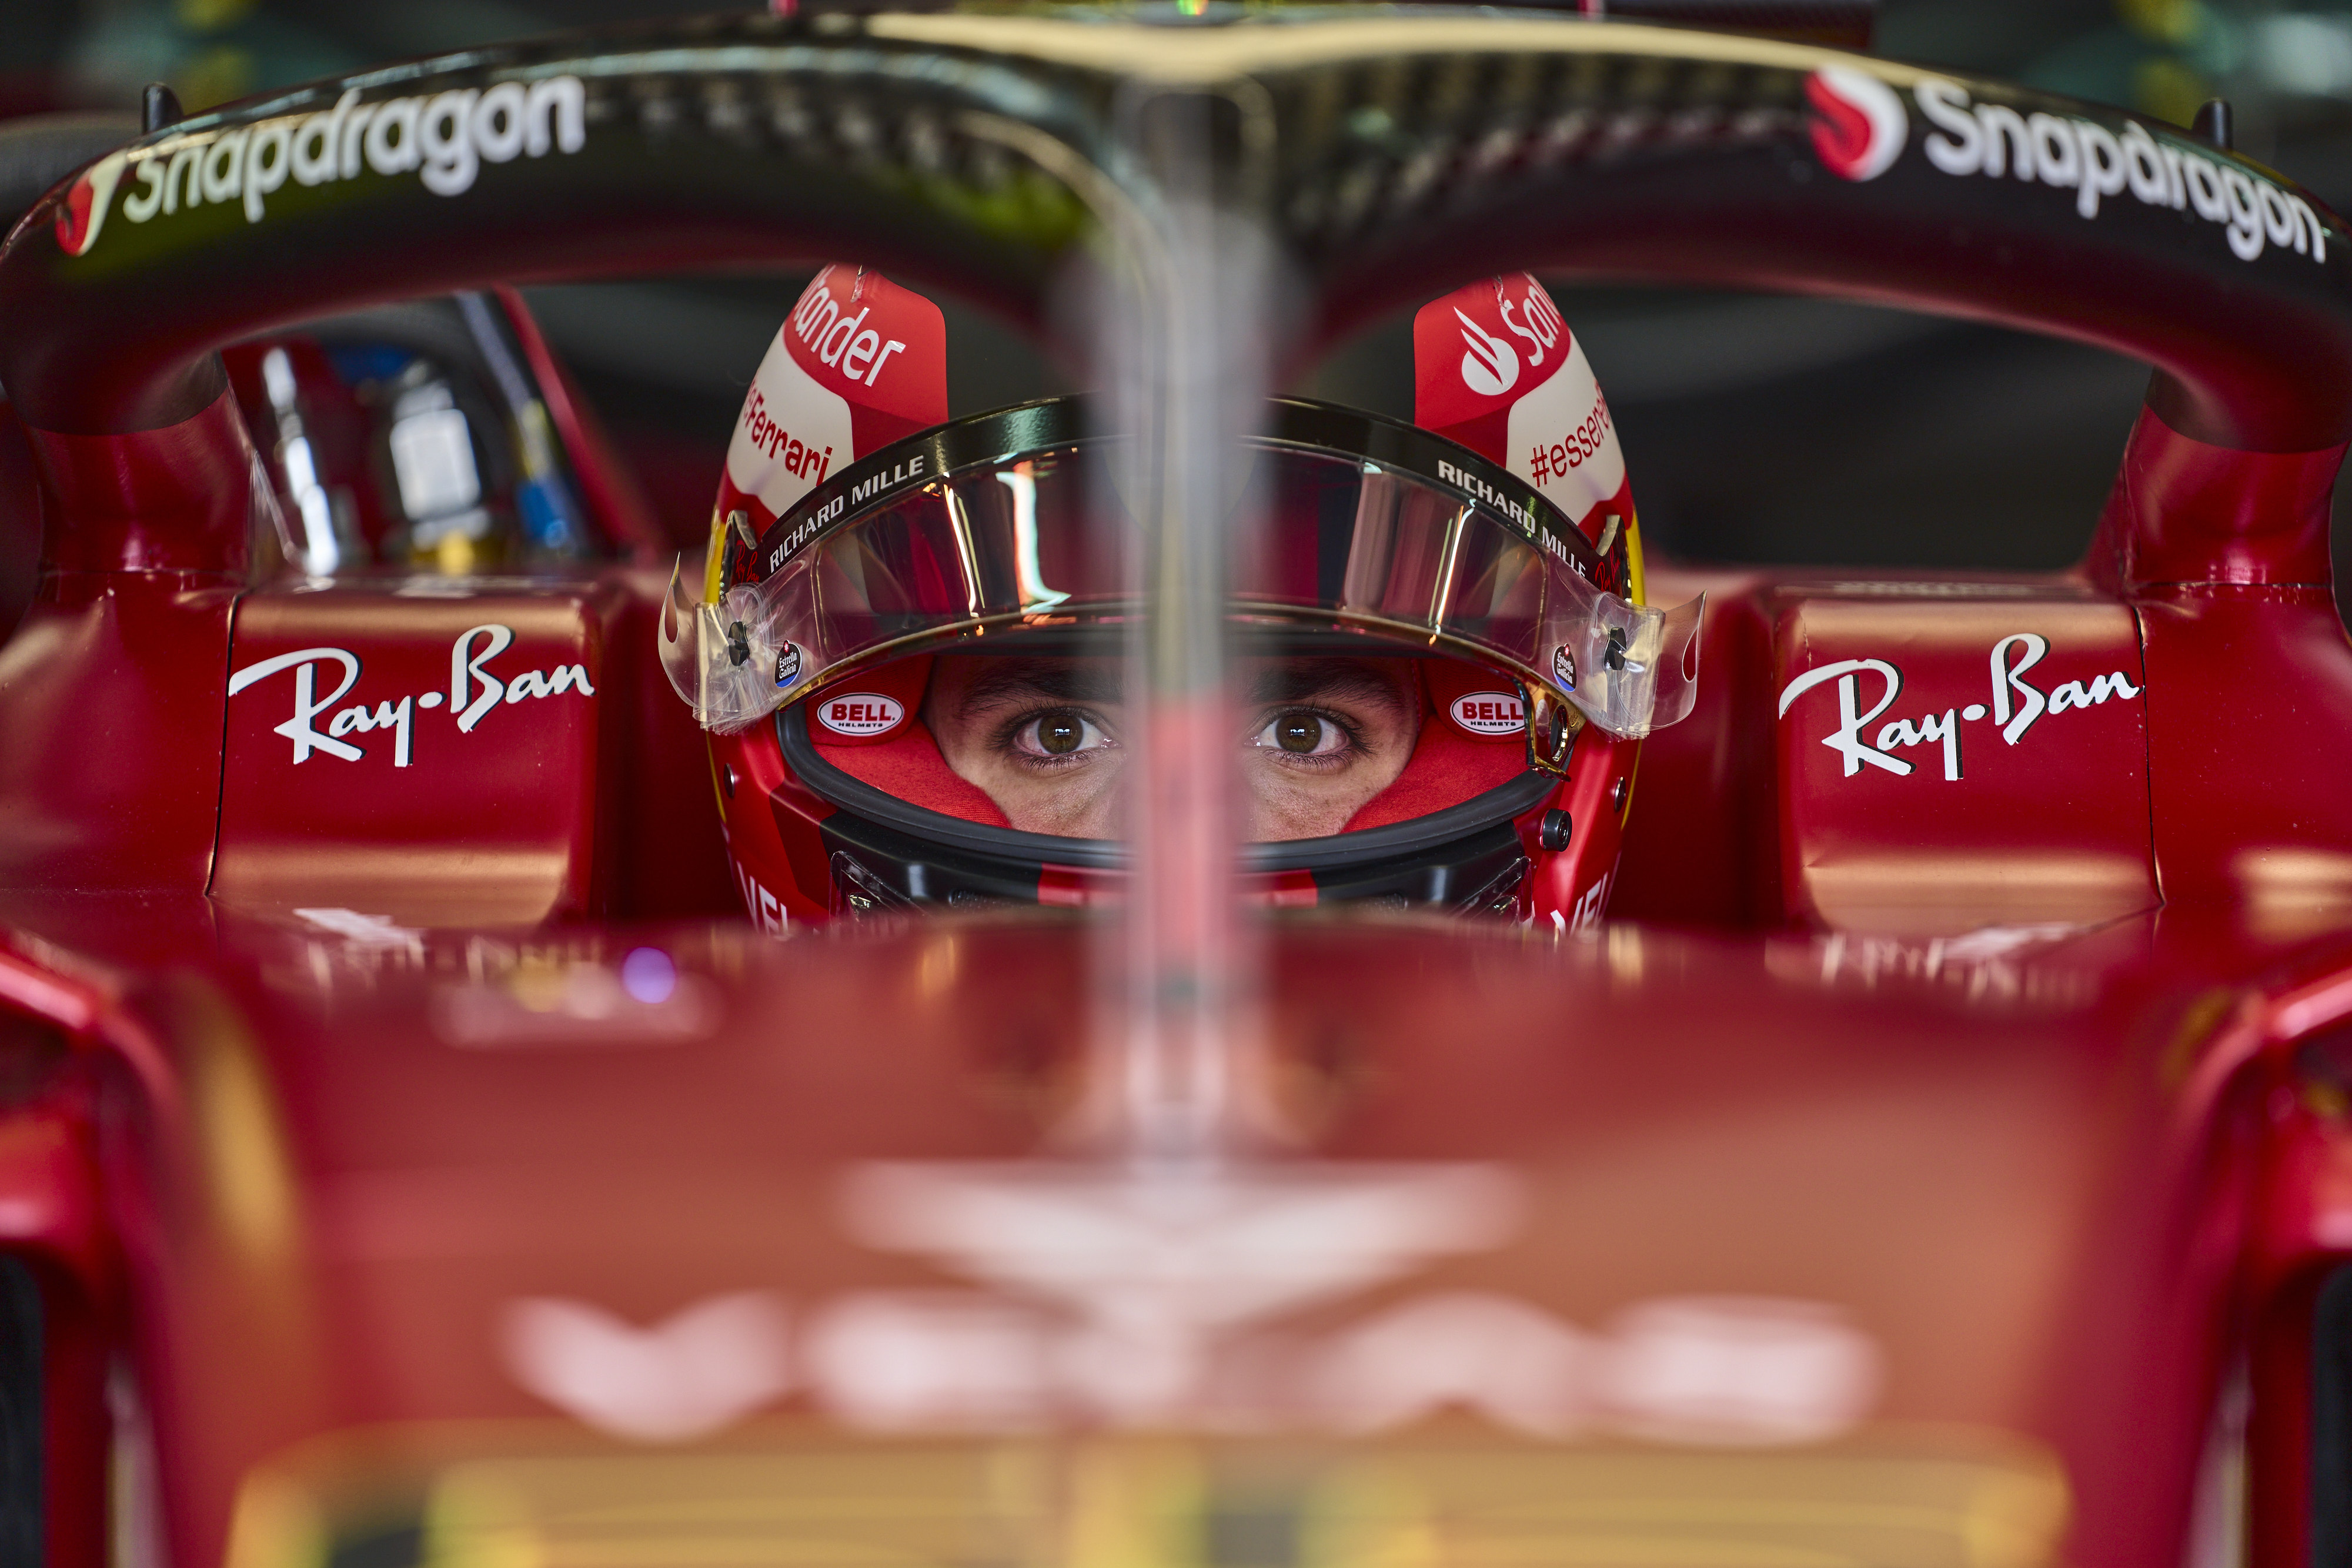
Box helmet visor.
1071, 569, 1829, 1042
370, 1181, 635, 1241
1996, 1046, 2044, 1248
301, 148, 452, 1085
661, 398, 1699, 740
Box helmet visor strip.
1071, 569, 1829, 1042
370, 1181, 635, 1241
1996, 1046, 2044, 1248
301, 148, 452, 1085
660, 398, 1700, 739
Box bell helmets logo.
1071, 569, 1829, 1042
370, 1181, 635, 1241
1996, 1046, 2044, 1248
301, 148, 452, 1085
1808, 66, 1907, 183
1449, 692, 1526, 736
1455, 309, 1520, 396
817, 693, 906, 737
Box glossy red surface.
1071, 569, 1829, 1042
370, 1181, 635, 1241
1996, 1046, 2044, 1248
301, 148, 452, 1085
0, 576, 238, 891
213, 583, 620, 925
1769, 584, 2155, 933
28, 390, 252, 575
3, 18, 2352, 1568
2088, 407, 2347, 590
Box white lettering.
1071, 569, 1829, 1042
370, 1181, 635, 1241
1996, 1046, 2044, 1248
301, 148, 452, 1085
230, 627, 592, 768
2028, 113, 2079, 189
1989, 633, 2047, 744
799, 296, 840, 346
818, 306, 870, 367
2294, 195, 2328, 262
1920, 707, 1960, 780
2183, 153, 2229, 222
164, 144, 201, 213
201, 129, 248, 204
1777, 658, 1912, 777
418, 89, 481, 196
1916, 80, 1982, 175
339, 100, 374, 180
473, 82, 528, 163
1873, 710, 1967, 778
1893, 78, 2326, 267
365, 98, 421, 175
840, 329, 881, 380
291, 91, 355, 186
1977, 103, 2031, 180
526, 76, 586, 156
1498, 278, 1559, 366
2073, 119, 2125, 218
1568, 871, 1612, 933
2223, 166, 2266, 260
242, 118, 292, 220
1780, 634, 2139, 785
82, 73, 585, 258
2121, 121, 2169, 206
123, 158, 164, 223
326, 696, 416, 766
451, 623, 513, 733
731, 856, 789, 935
228, 647, 365, 764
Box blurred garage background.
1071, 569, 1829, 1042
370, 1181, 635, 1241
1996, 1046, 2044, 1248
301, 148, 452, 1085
2, 0, 2348, 580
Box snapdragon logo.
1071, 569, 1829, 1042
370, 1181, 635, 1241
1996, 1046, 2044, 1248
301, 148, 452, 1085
1908, 77, 2326, 264
1807, 67, 1907, 182
57, 75, 585, 258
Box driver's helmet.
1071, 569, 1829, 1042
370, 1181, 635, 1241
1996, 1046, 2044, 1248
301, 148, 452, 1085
660, 266, 1699, 928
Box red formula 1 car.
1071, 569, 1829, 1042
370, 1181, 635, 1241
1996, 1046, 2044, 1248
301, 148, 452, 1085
1, 5, 2350, 1567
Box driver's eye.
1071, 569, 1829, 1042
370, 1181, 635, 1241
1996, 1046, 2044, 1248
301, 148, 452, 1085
1253, 711, 1348, 757
1014, 711, 1111, 758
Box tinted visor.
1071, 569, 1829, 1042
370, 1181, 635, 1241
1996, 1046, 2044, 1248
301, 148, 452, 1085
662, 398, 1699, 739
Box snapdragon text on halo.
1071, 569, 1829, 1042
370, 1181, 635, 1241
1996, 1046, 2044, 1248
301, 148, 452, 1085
57, 76, 586, 258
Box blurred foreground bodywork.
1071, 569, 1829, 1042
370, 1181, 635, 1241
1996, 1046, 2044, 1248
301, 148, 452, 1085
2, 6, 2352, 1568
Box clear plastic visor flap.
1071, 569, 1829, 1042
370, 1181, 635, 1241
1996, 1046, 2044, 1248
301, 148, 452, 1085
657, 447, 1701, 739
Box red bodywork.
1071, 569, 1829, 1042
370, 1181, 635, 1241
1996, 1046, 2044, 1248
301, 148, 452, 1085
1, 14, 2351, 1568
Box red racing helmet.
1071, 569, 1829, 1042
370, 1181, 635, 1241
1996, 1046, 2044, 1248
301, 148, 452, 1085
659, 269, 1699, 929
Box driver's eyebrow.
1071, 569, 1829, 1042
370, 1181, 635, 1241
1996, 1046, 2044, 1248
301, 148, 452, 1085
954, 659, 1122, 718
1247, 659, 1416, 717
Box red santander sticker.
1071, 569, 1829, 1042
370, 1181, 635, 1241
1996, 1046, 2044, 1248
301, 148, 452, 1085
817, 693, 906, 737
1449, 692, 1526, 736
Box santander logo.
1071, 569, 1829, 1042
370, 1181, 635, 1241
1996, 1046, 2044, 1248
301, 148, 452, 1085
1456, 309, 1520, 396
1807, 66, 1908, 183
